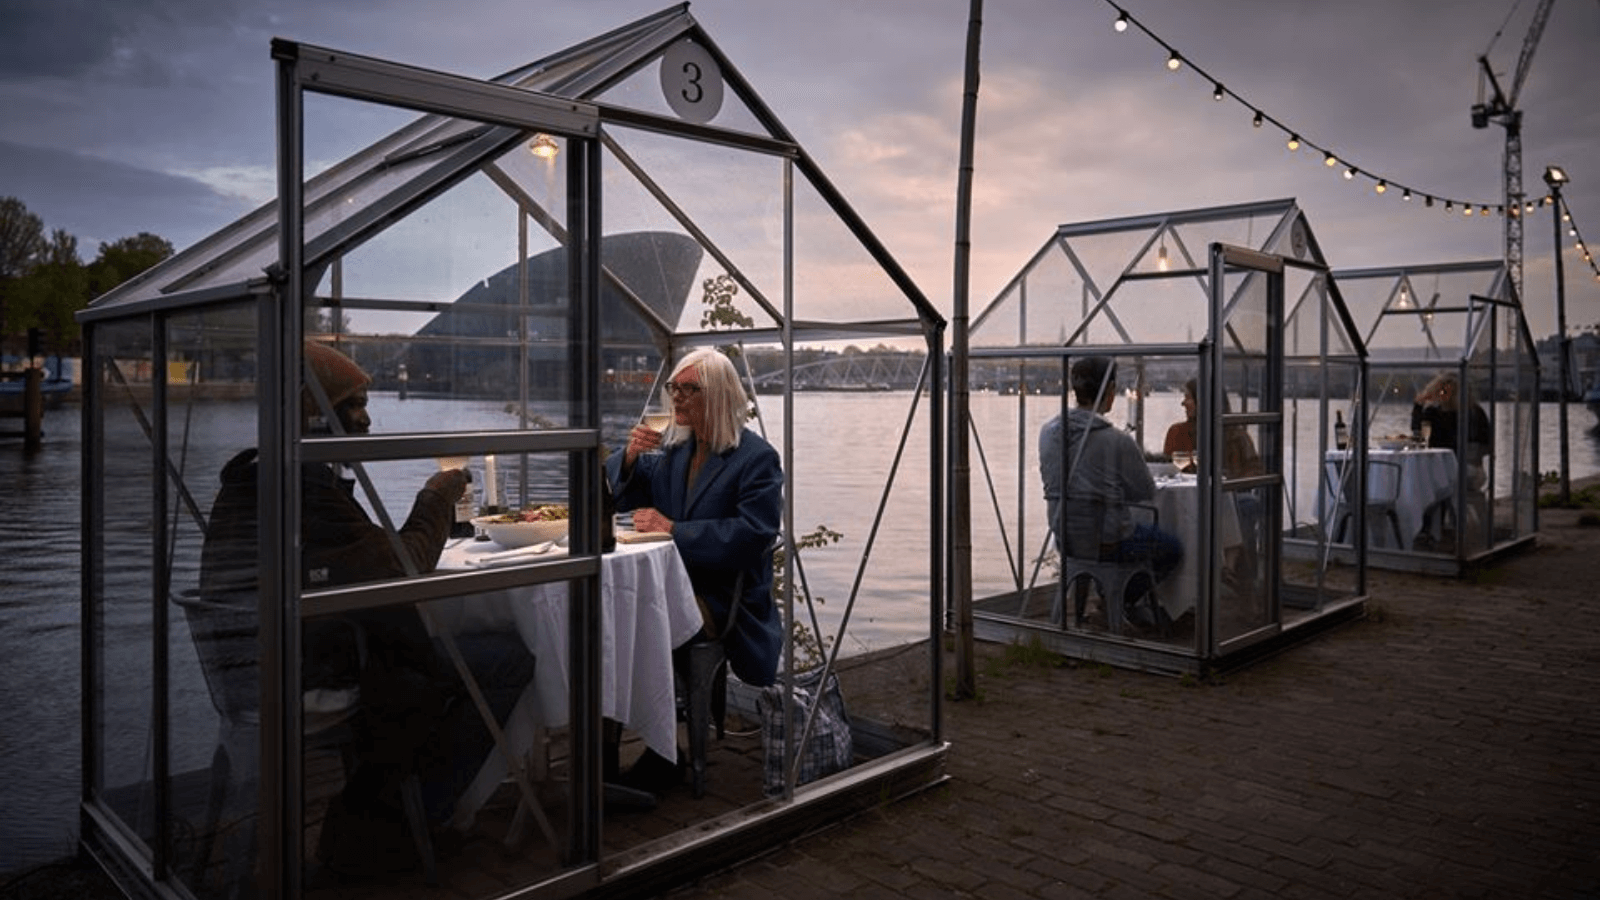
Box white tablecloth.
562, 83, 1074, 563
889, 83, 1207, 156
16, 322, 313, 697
1324, 449, 1455, 550
427, 539, 701, 825
1150, 475, 1242, 617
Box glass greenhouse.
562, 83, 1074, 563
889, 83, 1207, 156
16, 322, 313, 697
964, 199, 1369, 676
77, 8, 947, 899
1328, 259, 1540, 574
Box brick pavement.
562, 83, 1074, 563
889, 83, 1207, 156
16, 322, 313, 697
667, 489, 1600, 900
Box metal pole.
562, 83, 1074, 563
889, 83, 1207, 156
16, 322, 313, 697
1551, 185, 1571, 504
950, 0, 982, 699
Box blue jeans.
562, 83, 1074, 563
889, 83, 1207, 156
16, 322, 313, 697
1108, 522, 1183, 586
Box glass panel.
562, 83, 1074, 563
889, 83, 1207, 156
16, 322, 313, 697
90, 320, 159, 851
1214, 259, 1279, 649
296, 93, 593, 896
604, 125, 782, 330
166, 306, 262, 899
791, 177, 926, 330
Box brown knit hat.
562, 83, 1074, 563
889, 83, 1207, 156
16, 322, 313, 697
303, 341, 371, 410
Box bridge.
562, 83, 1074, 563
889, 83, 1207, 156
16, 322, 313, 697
748, 353, 929, 392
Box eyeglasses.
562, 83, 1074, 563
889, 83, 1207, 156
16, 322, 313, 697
665, 381, 702, 399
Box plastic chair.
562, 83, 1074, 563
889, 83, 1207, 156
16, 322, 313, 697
173, 589, 438, 892
1051, 498, 1166, 636
1327, 458, 1405, 549
679, 564, 751, 799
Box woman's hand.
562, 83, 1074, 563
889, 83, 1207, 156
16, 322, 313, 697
633, 507, 674, 534
624, 423, 662, 466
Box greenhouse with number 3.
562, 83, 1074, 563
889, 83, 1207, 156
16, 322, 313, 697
76, 8, 948, 899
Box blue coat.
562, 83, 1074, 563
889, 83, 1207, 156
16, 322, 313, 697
607, 428, 784, 686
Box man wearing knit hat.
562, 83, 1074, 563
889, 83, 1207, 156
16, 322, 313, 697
199, 341, 530, 878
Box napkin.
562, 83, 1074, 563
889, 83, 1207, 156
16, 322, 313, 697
615, 529, 673, 544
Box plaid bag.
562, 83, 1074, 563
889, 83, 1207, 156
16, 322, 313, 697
757, 669, 853, 797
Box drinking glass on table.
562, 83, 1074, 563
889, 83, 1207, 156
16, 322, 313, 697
1171, 450, 1195, 474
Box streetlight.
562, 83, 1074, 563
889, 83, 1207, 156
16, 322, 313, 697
1543, 164, 1571, 504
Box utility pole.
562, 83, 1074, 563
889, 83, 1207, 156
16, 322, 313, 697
1544, 165, 1571, 505
950, 0, 982, 699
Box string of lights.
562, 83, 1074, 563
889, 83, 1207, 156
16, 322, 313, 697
1106, 1, 1600, 285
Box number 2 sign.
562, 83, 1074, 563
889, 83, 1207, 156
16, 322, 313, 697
660, 39, 723, 124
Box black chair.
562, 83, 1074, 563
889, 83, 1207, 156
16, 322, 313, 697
1327, 458, 1404, 549
679, 574, 748, 799
1052, 497, 1166, 636
173, 590, 438, 892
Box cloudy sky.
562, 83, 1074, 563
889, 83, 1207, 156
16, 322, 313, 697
1, 0, 1596, 338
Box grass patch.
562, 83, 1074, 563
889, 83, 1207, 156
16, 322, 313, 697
1001, 634, 1068, 670
1539, 481, 1600, 511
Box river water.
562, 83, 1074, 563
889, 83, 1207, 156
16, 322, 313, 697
5, 392, 1599, 874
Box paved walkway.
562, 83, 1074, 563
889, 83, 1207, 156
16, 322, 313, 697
8, 485, 1598, 900
664, 488, 1600, 900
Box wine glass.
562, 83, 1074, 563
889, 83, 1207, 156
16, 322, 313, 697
1171, 450, 1195, 473
640, 405, 672, 433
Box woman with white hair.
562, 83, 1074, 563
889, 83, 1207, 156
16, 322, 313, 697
607, 348, 785, 786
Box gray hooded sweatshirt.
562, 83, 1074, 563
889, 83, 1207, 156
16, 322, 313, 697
1039, 406, 1156, 554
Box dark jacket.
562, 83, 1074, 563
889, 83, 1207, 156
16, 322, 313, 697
607, 429, 784, 686
199, 449, 462, 772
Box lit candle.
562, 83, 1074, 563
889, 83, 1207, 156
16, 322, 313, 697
483, 454, 499, 512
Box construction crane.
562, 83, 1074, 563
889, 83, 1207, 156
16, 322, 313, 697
1470, 0, 1555, 303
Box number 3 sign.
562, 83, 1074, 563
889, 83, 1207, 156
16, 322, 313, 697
660, 39, 723, 124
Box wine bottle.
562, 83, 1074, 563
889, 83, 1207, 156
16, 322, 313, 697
1334, 410, 1348, 451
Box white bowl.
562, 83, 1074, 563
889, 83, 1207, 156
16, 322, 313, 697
472, 509, 569, 548
1374, 439, 1412, 451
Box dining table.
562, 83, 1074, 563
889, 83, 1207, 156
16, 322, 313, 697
424, 534, 702, 829
1323, 447, 1456, 551
1149, 474, 1242, 618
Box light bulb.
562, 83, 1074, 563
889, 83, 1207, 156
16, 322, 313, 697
1343, 167, 1355, 180
1114, 11, 1129, 31
1252, 111, 1263, 128
1324, 152, 1338, 167
1286, 134, 1300, 151
1403, 189, 1413, 201
529, 133, 559, 158
1167, 51, 1182, 71
1376, 181, 1387, 194
1212, 83, 1225, 101
1157, 242, 1170, 271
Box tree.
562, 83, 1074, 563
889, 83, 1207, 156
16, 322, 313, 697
88, 232, 174, 300
0, 196, 47, 340
11, 229, 87, 355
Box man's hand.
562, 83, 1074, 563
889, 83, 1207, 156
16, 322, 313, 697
424, 468, 470, 504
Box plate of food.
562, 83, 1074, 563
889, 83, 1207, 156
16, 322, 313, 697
472, 503, 569, 548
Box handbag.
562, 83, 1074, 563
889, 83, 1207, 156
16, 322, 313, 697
757, 668, 853, 797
